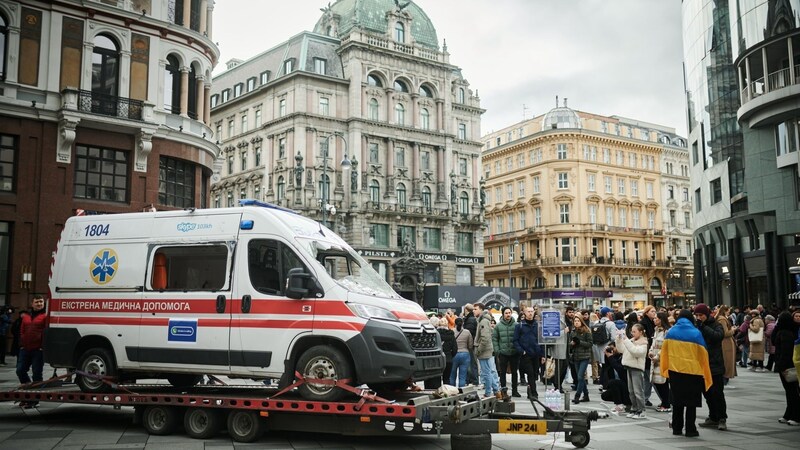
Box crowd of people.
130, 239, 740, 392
425, 302, 800, 438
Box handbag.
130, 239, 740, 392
543, 357, 556, 380
748, 327, 764, 343
784, 368, 798, 383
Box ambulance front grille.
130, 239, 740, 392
404, 331, 438, 350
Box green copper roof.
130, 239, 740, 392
313, 0, 439, 50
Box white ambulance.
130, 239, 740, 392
45, 200, 444, 401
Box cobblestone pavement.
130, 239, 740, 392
0, 359, 798, 449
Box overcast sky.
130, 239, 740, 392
213, 0, 686, 137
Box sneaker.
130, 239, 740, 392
656, 406, 672, 413
645, 400, 653, 407
788, 420, 800, 426
718, 420, 727, 431
698, 418, 718, 428
633, 411, 647, 420
778, 417, 789, 424
626, 412, 637, 418
726, 384, 736, 389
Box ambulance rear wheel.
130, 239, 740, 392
76, 347, 117, 393
296, 345, 353, 402
142, 405, 181, 436
184, 407, 223, 439
227, 410, 265, 443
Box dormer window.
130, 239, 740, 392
395, 22, 405, 43
234, 83, 243, 97
222, 89, 230, 103
457, 88, 465, 103
283, 59, 294, 75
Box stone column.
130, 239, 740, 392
204, 83, 212, 124
436, 99, 444, 132
411, 93, 419, 128
180, 67, 189, 117
386, 139, 395, 199
200, 0, 208, 35
119, 48, 132, 99
385, 88, 394, 122
411, 142, 420, 200
206, 0, 215, 38
183, 1, 192, 30
195, 75, 205, 123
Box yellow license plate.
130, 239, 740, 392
498, 419, 547, 435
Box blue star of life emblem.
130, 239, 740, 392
90, 248, 119, 285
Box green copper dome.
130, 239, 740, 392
313, 0, 439, 50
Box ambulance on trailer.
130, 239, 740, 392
45, 200, 444, 401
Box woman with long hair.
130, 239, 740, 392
715, 305, 737, 385
625, 312, 639, 339
568, 316, 593, 404
650, 311, 672, 412
450, 317, 473, 388
772, 311, 800, 426
618, 322, 649, 419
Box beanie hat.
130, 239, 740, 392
693, 303, 712, 317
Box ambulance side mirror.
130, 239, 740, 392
285, 268, 323, 299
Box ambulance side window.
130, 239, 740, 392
248, 240, 307, 296
149, 244, 230, 291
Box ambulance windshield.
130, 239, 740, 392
298, 238, 401, 299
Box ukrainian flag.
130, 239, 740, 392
793, 334, 800, 374
660, 317, 713, 391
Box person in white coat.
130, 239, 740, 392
617, 323, 649, 419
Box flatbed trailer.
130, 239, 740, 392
0, 379, 597, 449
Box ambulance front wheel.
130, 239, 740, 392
295, 345, 353, 402
76, 347, 117, 393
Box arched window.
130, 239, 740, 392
395, 103, 405, 125
92, 34, 120, 97
367, 73, 383, 87
590, 275, 603, 287
370, 179, 380, 203
277, 176, 285, 202
459, 192, 469, 214
420, 108, 430, 130
649, 277, 662, 289
395, 22, 405, 43
422, 186, 431, 210
393, 79, 409, 93
533, 277, 546, 288
0, 13, 7, 81
457, 87, 465, 103
369, 98, 379, 121
397, 183, 407, 208
164, 55, 181, 114
319, 173, 331, 204
419, 85, 433, 97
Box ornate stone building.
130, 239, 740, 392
209, 0, 485, 303
481, 100, 688, 311
0, 0, 219, 307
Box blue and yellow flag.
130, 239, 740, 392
660, 317, 713, 391
793, 334, 800, 374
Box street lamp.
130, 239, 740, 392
320, 133, 351, 227
509, 238, 519, 302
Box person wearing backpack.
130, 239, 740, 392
592, 307, 617, 387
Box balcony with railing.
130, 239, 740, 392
342, 31, 449, 64
521, 255, 672, 268
737, 31, 800, 126
77, 90, 144, 121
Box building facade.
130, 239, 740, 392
481, 100, 689, 311
683, 0, 800, 308
0, 0, 219, 308
208, 0, 485, 304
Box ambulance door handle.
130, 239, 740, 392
216, 295, 226, 314
241, 295, 251, 314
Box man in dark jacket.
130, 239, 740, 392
694, 303, 728, 431
513, 306, 545, 400
492, 307, 520, 397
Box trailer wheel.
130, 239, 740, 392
227, 410, 265, 443
450, 432, 492, 450
142, 405, 181, 436
76, 347, 117, 393
184, 407, 223, 439
570, 431, 590, 448
167, 374, 203, 389
296, 345, 353, 402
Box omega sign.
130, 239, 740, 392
439, 291, 457, 304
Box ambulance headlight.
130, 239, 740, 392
347, 304, 399, 322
